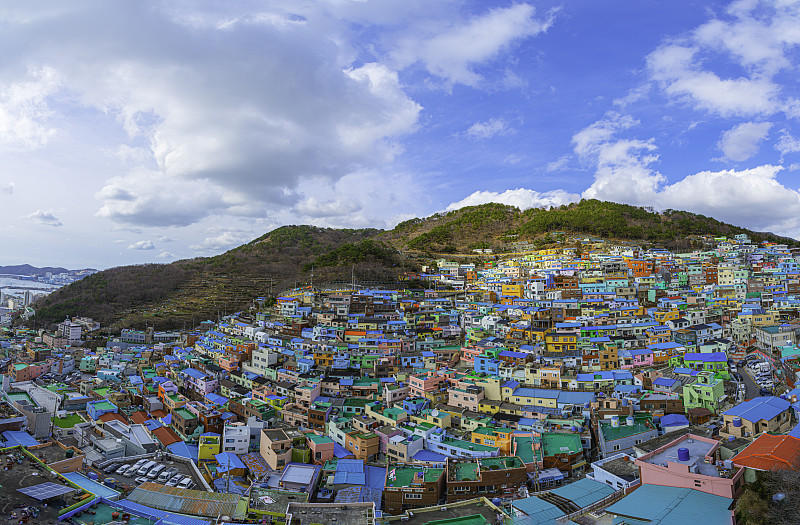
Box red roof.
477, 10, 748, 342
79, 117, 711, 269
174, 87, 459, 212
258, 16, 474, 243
732, 434, 800, 471
152, 426, 182, 446
151, 409, 168, 418
98, 412, 128, 424
129, 410, 149, 424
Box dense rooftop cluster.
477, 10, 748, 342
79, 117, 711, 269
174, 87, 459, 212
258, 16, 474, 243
2, 233, 800, 524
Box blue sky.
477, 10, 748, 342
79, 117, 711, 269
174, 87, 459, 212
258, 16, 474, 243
2, 0, 800, 268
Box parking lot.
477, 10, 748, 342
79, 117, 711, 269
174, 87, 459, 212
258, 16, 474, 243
90, 457, 200, 494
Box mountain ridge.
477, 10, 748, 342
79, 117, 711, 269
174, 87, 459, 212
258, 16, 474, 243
30, 199, 798, 331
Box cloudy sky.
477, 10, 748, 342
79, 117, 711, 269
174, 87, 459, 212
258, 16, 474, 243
3, 0, 800, 269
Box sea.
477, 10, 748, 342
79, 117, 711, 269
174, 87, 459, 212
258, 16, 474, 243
0, 276, 61, 294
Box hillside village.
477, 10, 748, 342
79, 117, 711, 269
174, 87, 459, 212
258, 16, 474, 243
2, 233, 800, 524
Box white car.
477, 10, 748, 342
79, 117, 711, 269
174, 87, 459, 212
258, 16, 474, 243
165, 474, 184, 487
177, 477, 195, 489
115, 464, 131, 476
135, 476, 149, 484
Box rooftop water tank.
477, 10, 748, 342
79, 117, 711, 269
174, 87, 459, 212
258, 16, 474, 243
611, 416, 620, 428
732, 417, 742, 427
678, 448, 690, 462
626, 416, 635, 426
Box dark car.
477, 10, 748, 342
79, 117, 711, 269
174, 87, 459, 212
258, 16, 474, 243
103, 462, 121, 474
759, 388, 773, 396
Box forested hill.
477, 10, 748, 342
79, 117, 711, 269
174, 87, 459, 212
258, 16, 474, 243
385, 199, 798, 254
31, 199, 796, 331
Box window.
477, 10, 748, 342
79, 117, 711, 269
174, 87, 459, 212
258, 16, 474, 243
405, 493, 422, 499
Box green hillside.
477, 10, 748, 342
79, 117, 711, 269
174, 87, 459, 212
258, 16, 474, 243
30, 199, 797, 331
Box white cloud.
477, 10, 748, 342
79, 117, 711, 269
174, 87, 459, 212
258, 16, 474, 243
23, 209, 62, 227
546, 155, 570, 172
156, 250, 175, 259
776, 130, 800, 155
128, 240, 155, 250
717, 121, 772, 161
445, 188, 579, 211
391, 3, 554, 86
466, 118, 511, 139
570, 114, 800, 238
0, 66, 60, 148
572, 112, 638, 158
646, 1, 800, 119
1, 182, 13, 194
190, 231, 252, 253
646, 45, 779, 117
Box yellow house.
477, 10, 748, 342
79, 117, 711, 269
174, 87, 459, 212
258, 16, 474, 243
410, 408, 452, 429
313, 349, 333, 368
478, 399, 503, 415
652, 309, 680, 324
545, 331, 577, 353
471, 427, 514, 455
501, 284, 524, 299
198, 434, 221, 461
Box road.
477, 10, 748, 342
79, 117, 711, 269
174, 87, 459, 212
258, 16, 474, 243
741, 365, 764, 399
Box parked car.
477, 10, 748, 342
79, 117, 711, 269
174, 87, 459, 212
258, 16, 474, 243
137, 460, 157, 476
760, 388, 773, 396
157, 467, 178, 483
177, 477, 195, 489
147, 463, 166, 480
116, 464, 132, 476
103, 462, 121, 474
135, 476, 149, 484
165, 474, 184, 487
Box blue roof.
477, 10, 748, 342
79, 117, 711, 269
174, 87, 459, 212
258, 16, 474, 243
653, 377, 679, 387
514, 387, 559, 399
216, 452, 246, 472
61, 472, 121, 499
550, 478, 615, 508
605, 484, 734, 525
336, 459, 365, 472
333, 470, 366, 485
511, 495, 565, 521
556, 391, 596, 405
156, 513, 212, 525
683, 352, 727, 362
333, 442, 352, 458
182, 367, 205, 379
723, 396, 791, 422
660, 414, 690, 427
412, 449, 447, 462
167, 441, 199, 461
501, 380, 520, 389
206, 392, 229, 405
2, 431, 37, 447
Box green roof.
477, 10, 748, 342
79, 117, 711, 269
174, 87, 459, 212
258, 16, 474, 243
90, 400, 116, 411
307, 435, 334, 445
387, 467, 444, 487
454, 462, 479, 481
541, 433, 583, 456
175, 407, 195, 420
53, 413, 84, 428
599, 415, 656, 442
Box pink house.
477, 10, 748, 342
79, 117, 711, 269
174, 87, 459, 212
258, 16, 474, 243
460, 346, 482, 366
308, 434, 335, 464
409, 372, 447, 397
635, 433, 744, 498
620, 348, 654, 369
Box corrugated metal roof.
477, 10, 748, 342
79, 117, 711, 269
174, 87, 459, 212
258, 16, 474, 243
605, 484, 733, 524
127, 482, 245, 519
